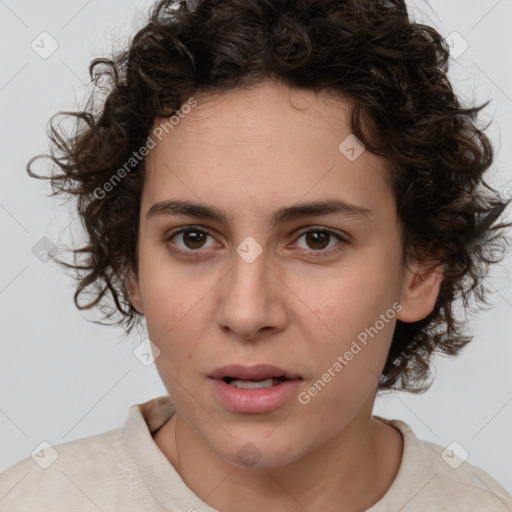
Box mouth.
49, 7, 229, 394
209, 363, 302, 384
208, 364, 303, 414
221, 376, 291, 389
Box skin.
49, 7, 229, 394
128, 79, 443, 512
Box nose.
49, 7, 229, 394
216, 246, 287, 342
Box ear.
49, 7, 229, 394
396, 259, 444, 323
127, 265, 144, 314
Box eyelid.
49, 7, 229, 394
294, 225, 349, 241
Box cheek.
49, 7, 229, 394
138, 266, 219, 381
297, 315, 395, 428
297, 261, 399, 391
299, 261, 397, 343
137, 251, 208, 341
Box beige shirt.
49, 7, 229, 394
1, 395, 511, 511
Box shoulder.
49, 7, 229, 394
374, 417, 512, 511
0, 427, 150, 511
420, 434, 512, 509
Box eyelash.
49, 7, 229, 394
165, 225, 348, 260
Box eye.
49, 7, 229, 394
166, 226, 219, 256
165, 225, 348, 260
292, 228, 347, 259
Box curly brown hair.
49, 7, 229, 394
27, 0, 511, 393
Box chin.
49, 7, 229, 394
211, 431, 310, 470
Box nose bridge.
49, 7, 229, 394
217, 240, 282, 337
227, 241, 272, 306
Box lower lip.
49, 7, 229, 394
210, 378, 302, 414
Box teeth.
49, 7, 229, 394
229, 378, 274, 389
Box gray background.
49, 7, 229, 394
1, 0, 511, 495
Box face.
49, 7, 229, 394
129, 80, 442, 468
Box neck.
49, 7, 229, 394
153, 406, 403, 512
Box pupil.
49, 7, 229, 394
307, 232, 329, 250
185, 231, 205, 249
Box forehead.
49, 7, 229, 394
142, 81, 394, 224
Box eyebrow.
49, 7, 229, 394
146, 199, 373, 225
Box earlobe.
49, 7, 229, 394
396, 261, 444, 323
127, 267, 144, 314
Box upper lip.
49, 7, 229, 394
209, 364, 302, 380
